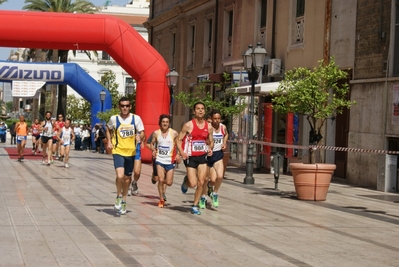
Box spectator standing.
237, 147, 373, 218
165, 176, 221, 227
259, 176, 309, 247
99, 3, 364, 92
81, 125, 91, 151
73, 124, 82, 150
9, 122, 16, 145
0, 122, 7, 143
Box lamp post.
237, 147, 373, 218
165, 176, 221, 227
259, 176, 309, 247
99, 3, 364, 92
242, 42, 267, 184
100, 89, 106, 113
166, 68, 179, 126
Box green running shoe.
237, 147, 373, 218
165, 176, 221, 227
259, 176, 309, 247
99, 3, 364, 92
118, 201, 127, 215
199, 196, 207, 209
114, 196, 122, 210
211, 193, 219, 208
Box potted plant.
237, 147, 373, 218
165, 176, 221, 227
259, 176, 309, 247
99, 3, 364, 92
174, 72, 246, 175
271, 57, 355, 200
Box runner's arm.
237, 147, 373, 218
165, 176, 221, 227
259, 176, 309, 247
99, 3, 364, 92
222, 125, 229, 150
176, 122, 191, 158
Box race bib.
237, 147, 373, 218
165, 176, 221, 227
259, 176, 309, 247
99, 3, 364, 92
214, 137, 222, 144
192, 141, 206, 152
62, 135, 71, 143
17, 135, 25, 140
118, 125, 135, 138
158, 146, 170, 156
32, 129, 39, 135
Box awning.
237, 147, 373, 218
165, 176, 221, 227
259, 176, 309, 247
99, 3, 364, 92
228, 82, 280, 95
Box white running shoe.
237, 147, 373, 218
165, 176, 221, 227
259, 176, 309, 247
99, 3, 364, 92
64, 163, 69, 168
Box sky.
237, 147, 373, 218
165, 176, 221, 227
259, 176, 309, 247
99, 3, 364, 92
0, 0, 130, 60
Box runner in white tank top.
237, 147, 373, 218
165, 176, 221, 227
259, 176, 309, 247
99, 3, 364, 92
57, 119, 75, 168
151, 114, 180, 208
201, 110, 228, 209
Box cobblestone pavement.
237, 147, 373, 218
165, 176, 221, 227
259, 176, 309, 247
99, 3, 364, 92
1, 142, 399, 267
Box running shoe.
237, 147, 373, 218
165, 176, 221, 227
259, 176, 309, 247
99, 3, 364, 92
118, 201, 127, 215
21, 156, 24, 160
191, 206, 201, 215
42, 158, 47, 164
114, 196, 122, 210
131, 181, 138, 194
127, 187, 132, 196
211, 193, 219, 208
163, 194, 167, 202
151, 174, 157, 184
181, 175, 188, 194
207, 181, 214, 197
158, 199, 165, 208
50, 159, 54, 164
199, 196, 207, 209
59, 156, 64, 162
64, 163, 69, 168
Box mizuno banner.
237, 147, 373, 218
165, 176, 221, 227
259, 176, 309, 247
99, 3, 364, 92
0, 62, 64, 82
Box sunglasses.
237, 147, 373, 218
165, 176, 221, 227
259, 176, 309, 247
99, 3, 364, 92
120, 104, 130, 108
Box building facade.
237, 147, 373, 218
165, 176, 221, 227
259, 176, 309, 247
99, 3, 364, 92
145, 0, 399, 191
144, 1, 337, 167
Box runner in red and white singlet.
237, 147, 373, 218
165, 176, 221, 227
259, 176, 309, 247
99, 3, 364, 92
177, 101, 214, 215
31, 118, 41, 155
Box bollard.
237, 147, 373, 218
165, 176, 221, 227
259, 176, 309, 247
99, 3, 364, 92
271, 152, 281, 190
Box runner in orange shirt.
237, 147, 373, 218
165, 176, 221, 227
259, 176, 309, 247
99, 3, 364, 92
15, 115, 29, 162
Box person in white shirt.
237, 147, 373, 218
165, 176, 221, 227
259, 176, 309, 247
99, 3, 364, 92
57, 119, 75, 168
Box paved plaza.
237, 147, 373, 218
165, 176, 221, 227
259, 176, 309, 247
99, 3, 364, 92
1, 141, 399, 267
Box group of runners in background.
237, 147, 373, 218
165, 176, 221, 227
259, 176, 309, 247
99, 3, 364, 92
9, 112, 75, 168
107, 97, 228, 215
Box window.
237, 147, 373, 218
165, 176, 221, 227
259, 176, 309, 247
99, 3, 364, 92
292, 0, 305, 45
187, 21, 196, 69
260, 0, 267, 29
203, 18, 213, 66
394, 1, 399, 76
171, 31, 176, 68
223, 8, 234, 59
296, 0, 305, 17
101, 51, 110, 60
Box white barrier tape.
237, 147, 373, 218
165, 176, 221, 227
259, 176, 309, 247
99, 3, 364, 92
228, 139, 399, 155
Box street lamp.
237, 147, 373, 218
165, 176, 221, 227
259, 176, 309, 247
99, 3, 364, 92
99, 89, 106, 112
166, 68, 179, 125
242, 42, 267, 184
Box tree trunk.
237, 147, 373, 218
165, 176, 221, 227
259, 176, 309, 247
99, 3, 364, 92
51, 50, 59, 116
33, 49, 47, 120
57, 50, 69, 117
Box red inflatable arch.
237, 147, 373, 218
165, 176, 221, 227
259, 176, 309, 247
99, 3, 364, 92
0, 10, 170, 162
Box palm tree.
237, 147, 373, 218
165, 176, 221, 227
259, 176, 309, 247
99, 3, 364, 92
23, 0, 96, 118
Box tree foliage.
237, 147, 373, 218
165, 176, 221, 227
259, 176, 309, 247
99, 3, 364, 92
96, 71, 136, 122
66, 95, 90, 124
0, 0, 7, 4
174, 73, 246, 121
271, 57, 355, 162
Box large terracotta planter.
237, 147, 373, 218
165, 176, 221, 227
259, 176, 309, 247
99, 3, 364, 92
290, 163, 336, 201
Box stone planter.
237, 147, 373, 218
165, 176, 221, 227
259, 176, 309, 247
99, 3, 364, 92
290, 163, 336, 201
